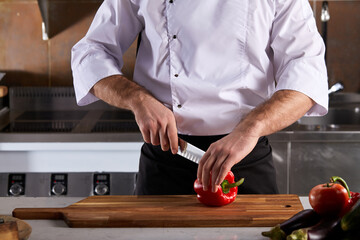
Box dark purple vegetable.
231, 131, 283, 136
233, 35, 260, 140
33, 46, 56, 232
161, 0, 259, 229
287, 217, 342, 240
261, 209, 321, 240
340, 229, 360, 240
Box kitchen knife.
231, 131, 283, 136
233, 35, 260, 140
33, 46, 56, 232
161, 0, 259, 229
177, 140, 205, 164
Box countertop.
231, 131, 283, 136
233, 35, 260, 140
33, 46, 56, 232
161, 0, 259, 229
0, 196, 311, 240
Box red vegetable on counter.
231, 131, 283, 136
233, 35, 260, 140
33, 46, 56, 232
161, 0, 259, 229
350, 191, 360, 205
330, 176, 360, 217
194, 171, 244, 206
309, 177, 352, 216
309, 177, 350, 217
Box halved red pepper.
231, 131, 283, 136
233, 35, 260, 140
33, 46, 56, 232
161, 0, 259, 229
330, 176, 360, 216
194, 171, 244, 206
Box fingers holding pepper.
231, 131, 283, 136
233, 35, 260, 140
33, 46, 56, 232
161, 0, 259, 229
194, 171, 244, 206
197, 132, 258, 193
197, 149, 216, 192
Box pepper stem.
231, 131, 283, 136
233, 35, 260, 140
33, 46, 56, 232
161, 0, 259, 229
221, 178, 244, 194
261, 224, 287, 240
287, 229, 307, 240
330, 176, 351, 199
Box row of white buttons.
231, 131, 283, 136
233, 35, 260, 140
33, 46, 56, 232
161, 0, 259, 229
168, 0, 182, 109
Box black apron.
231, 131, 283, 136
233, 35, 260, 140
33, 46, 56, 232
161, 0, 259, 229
134, 135, 279, 195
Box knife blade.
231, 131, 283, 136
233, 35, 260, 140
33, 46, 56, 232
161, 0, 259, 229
177, 140, 205, 164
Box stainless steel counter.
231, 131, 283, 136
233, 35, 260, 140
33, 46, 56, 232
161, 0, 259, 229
0, 196, 311, 240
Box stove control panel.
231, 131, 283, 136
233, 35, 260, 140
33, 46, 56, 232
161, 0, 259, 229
51, 174, 67, 196
0, 172, 136, 197
94, 173, 110, 195
8, 174, 25, 196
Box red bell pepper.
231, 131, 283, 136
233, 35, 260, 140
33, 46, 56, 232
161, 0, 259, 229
330, 176, 360, 216
193, 171, 244, 206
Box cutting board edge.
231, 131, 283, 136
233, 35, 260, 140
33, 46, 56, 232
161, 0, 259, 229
12, 208, 64, 220
12, 194, 304, 228
64, 218, 292, 228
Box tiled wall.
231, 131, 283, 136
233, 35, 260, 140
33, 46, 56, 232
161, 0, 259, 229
310, 0, 360, 92
1, 0, 360, 92
0, 0, 137, 86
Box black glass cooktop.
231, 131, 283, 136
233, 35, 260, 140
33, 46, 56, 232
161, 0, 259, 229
99, 111, 135, 120
91, 121, 139, 133
1, 110, 139, 133
16, 111, 87, 121
6, 122, 78, 132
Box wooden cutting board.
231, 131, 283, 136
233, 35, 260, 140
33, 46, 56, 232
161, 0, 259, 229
12, 194, 303, 228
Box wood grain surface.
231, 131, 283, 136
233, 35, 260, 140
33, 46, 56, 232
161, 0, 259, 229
12, 194, 303, 228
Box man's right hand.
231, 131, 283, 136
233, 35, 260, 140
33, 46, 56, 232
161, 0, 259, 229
132, 94, 178, 154
91, 75, 179, 154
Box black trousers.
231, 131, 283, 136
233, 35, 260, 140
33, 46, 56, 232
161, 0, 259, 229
134, 135, 279, 195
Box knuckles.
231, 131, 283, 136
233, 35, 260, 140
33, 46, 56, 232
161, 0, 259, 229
220, 162, 231, 174
202, 163, 212, 172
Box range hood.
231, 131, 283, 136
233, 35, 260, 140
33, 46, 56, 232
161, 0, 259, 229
36, 0, 102, 40
37, 0, 49, 40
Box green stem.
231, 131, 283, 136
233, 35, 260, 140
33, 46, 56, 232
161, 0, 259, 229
286, 229, 307, 240
227, 178, 245, 188
221, 178, 244, 194
330, 176, 351, 199
261, 225, 287, 240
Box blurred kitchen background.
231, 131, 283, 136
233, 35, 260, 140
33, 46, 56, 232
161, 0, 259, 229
0, 0, 359, 197
1, 0, 359, 89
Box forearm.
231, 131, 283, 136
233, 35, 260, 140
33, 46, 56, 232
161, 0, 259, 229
90, 74, 154, 112
91, 74, 179, 153
235, 89, 315, 138
198, 89, 315, 191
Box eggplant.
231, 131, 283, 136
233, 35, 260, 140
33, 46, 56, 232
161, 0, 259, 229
286, 217, 342, 240
262, 209, 321, 240
340, 230, 360, 240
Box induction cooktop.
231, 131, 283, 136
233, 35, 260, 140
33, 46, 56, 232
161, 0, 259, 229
0, 87, 140, 133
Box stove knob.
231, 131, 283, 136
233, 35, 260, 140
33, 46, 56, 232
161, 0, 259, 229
9, 183, 24, 196
94, 184, 109, 195
52, 183, 66, 196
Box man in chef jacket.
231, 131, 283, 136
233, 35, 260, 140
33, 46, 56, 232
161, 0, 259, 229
71, 0, 328, 195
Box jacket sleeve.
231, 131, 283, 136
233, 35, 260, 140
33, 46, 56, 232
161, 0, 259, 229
71, 0, 143, 106
270, 0, 328, 116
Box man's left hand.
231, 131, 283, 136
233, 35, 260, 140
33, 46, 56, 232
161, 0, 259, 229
196, 90, 315, 193
197, 130, 259, 193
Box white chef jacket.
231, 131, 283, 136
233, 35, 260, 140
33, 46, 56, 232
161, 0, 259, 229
71, 0, 328, 135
